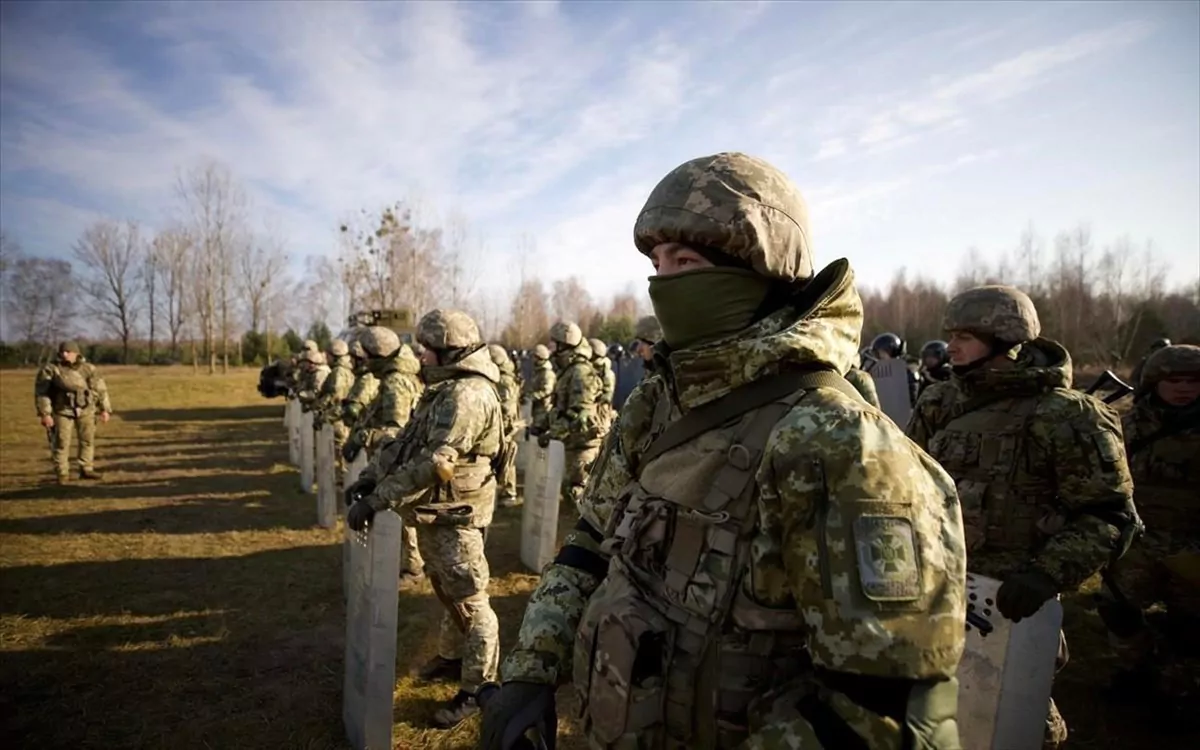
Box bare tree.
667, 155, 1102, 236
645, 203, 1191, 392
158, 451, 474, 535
551, 276, 595, 325
238, 225, 289, 345
152, 227, 193, 360
3, 255, 77, 363
73, 220, 144, 363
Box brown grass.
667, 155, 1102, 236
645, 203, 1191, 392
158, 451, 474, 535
0, 367, 1171, 748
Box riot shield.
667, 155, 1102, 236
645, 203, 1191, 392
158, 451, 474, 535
868, 359, 912, 427
515, 402, 533, 475
957, 573, 1064, 750
287, 399, 301, 466
343, 510, 402, 750
346, 450, 369, 488
316, 423, 337, 529
300, 411, 315, 493
614, 358, 644, 410
520, 439, 565, 573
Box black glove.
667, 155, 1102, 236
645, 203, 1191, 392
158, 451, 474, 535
346, 500, 376, 531
997, 569, 1058, 622
341, 440, 361, 464
344, 478, 376, 508
478, 681, 556, 750
537, 433, 551, 448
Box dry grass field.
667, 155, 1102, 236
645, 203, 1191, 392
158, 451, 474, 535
0, 366, 1181, 748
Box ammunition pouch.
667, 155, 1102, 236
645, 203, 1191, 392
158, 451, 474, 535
412, 457, 495, 527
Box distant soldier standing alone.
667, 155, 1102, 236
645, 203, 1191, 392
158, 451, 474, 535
35, 341, 111, 484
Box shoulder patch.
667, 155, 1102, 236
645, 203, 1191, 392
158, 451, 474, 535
853, 514, 921, 602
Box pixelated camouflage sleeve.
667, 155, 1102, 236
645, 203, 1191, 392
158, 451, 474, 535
755, 390, 967, 680
905, 381, 954, 451
526, 364, 555, 403
1030, 393, 1134, 590
34, 366, 55, 416
370, 381, 497, 511
844, 368, 881, 409
548, 364, 600, 440
90, 368, 112, 413
376, 374, 421, 438
314, 366, 355, 422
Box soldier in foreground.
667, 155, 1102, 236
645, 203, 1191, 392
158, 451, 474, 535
1130, 337, 1172, 388
536, 323, 603, 507
907, 285, 1139, 748
1104, 344, 1200, 712
313, 339, 357, 490
35, 341, 112, 483
489, 344, 522, 509
346, 310, 503, 728
522, 344, 555, 435
481, 152, 967, 750
918, 340, 952, 396
588, 336, 616, 436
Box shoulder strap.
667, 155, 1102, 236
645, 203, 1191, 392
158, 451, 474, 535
1128, 412, 1200, 456
641, 367, 862, 467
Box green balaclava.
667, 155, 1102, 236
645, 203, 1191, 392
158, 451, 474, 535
648, 266, 774, 351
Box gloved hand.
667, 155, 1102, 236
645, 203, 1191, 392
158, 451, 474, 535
997, 569, 1058, 622
344, 477, 376, 508
478, 681, 556, 750
341, 441, 360, 464
346, 500, 376, 531
537, 433, 551, 448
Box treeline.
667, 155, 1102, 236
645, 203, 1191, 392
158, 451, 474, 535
862, 224, 1199, 365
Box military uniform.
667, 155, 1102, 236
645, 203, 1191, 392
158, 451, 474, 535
589, 337, 617, 438
1106, 345, 1200, 703
483, 153, 966, 750
313, 341, 357, 488
35, 342, 112, 482
348, 310, 504, 728
907, 285, 1138, 748
489, 345, 522, 508
541, 324, 604, 508
635, 315, 662, 380
843, 366, 881, 409
523, 345, 556, 433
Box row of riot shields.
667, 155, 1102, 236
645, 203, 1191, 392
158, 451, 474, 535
283, 398, 340, 530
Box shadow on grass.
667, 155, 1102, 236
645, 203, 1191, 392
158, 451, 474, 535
118, 404, 284, 423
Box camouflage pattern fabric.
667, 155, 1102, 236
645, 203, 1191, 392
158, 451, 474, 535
343, 370, 379, 426
495, 355, 521, 504
503, 259, 967, 748
523, 357, 555, 432
353, 349, 423, 452
296, 363, 331, 411
545, 350, 604, 506
35, 358, 112, 478
313, 353, 357, 483
941, 285, 1041, 344
844, 366, 881, 409
360, 339, 503, 693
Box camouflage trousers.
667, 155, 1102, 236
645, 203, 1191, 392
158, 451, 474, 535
498, 437, 518, 504
563, 444, 601, 508
330, 420, 350, 491
51, 412, 96, 478
417, 524, 499, 692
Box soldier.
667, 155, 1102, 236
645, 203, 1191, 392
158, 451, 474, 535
633, 314, 661, 377
869, 332, 919, 405
346, 310, 503, 728
1103, 344, 1200, 710
313, 339, 357, 489
286, 340, 320, 396
295, 350, 330, 412
344, 327, 427, 586
1130, 337, 1173, 388
536, 322, 603, 508
35, 341, 112, 484
522, 344, 555, 434
588, 336, 616, 435
906, 284, 1139, 748
481, 152, 967, 750
918, 340, 952, 396
488, 344, 522, 509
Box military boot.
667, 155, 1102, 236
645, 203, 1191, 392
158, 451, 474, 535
430, 689, 478, 729
79, 469, 103, 481
55, 473, 70, 486
498, 495, 523, 508
415, 655, 462, 684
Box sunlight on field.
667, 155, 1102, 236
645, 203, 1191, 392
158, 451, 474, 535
0, 366, 579, 750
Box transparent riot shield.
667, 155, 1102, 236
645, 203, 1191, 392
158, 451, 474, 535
343, 510, 402, 750
868, 359, 913, 427
316, 423, 337, 529
520, 439, 566, 573
957, 573, 1064, 750
287, 399, 301, 466
299, 410, 315, 493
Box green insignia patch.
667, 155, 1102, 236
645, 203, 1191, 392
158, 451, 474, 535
853, 515, 921, 602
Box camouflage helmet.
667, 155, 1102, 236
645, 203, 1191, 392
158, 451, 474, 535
942, 285, 1041, 344
58, 340, 81, 354
533, 344, 550, 360
418, 309, 481, 350
348, 339, 367, 360
633, 152, 813, 284
549, 321, 583, 347
635, 315, 662, 344
301, 339, 319, 353
329, 339, 349, 357
358, 326, 401, 359
588, 338, 607, 359
487, 344, 511, 367
301, 349, 326, 366
1141, 344, 1200, 387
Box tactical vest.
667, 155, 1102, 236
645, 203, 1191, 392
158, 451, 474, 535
52, 366, 93, 411
1127, 413, 1200, 535
573, 371, 860, 749
926, 392, 1049, 560
377, 378, 498, 529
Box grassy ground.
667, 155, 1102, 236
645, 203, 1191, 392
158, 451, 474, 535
0, 367, 1179, 748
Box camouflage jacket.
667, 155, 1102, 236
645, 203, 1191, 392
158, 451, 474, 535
313, 355, 356, 425
355, 351, 424, 451
496, 360, 521, 440
1122, 396, 1200, 535
363, 345, 503, 527
297, 364, 330, 411
523, 358, 555, 426
503, 262, 967, 736
342, 369, 379, 426
592, 354, 616, 406
907, 339, 1137, 590
35, 359, 112, 417
844, 366, 881, 409
545, 353, 604, 448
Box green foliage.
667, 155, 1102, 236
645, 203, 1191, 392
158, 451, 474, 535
282, 328, 303, 354
597, 316, 636, 348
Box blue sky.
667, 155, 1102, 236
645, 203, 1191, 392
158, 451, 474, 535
2, 0, 1197, 309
